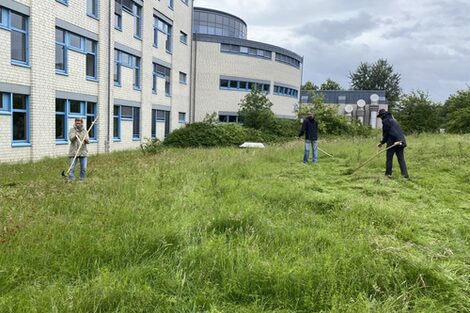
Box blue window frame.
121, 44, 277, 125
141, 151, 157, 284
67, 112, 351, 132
133, 4, 142, 39
132, 107, 140, 140
113, 105, 121, 140
220, 79, 270, 94
12, 94, 29, 145
0, 93, 11, 113
180, 0, 188, 5
56, 28, 97, 79
168, 0, 174, 10
56, 0, 68, 5
221, 44, 272, 60
87, 0, 99, 19
114, 49, 140, 89
151, 109, 156, 138
86, 102, 97, 140
10, 11, 29, 66
154, 17, 172, 53
178, 112, 186, 123
55, 99, 67, 142
0, 7, 7, 28
275, 53, 301, 68
179, 72, 187, 84
153, 63, 171, 96
55, 28, 67, 74
180, 31, 187, 45
274, 85, 299, 98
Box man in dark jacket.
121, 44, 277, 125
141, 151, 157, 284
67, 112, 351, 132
299, 112, 319, 163
377, 109, 409, 178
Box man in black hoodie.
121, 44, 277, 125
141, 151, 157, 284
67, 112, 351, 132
299, 112, 319, 163
377, 109, 409, 179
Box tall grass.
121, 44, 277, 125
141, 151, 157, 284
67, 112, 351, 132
0, 134, 469, 312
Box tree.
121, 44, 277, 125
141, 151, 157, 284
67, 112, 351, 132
395, 90, 442, 133
349, 59, 401, 109
443, 87, 470, 133
320, 78, 342, 90
238, 89, 276, 131
302, 81, 319, 91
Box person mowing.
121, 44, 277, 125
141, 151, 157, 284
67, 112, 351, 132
68, 118, 89, 182
299, 112, 318, 163
377, 109, 409, 179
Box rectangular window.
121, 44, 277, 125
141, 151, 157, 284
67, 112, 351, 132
56, 0, 68, 5
113, 105, 121, 139
134, 4, 142, 38
274, 85, 299, 98
156, 110, 165, 121
154, 63, 171, 96
179, 72, 187, 84
87, 0, 99, 18
69, 100, 83, 116
10, 12, 28, 65
115, 13, 122, 30
55, 28, 66, 72
86, 39, 97, 79
114, 49, 139, 89
151, 109, 156, 138
178, 112, 186, 123
69, 33, 83, 51
86, 102, 97, 139
114, 50, 121, 85
121, 106, 133, 119
0, 8, 4, 27
168, 0, 174, 9
133, 107, 140, 139
12, 94, 29, 143
55, 99, 67, 141
180, 31, 187, 44
154, 17, 173, 53
134, 57, 140, 89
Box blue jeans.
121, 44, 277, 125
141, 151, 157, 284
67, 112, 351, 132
304, 140, 318, 163
69, 157, 87, 181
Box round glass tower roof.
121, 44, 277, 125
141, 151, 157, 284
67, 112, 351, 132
193, 7, 248, 39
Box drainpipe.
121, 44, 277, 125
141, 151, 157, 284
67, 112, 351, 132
189, 1, 196, 123
106, 0, 112, 152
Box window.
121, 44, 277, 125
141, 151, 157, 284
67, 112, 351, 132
151, 109, 156, 138
114, 49, 140, 89
275, 53, 301, 68
181, 0, 188, 4
133, 107, 140, 139
55, 28, 97, 79
168, 0, 174, 9
69, 100, 84, 116
0, 93, 11, 112
121, 105, 133, 119
154, 17, 173, 53
180, 31, 188, 44
274, 85, 299, 98
178, 112, 186, 123
220, 79, 270, 94
56, 0, 68, 5
86, 102, 97, 140
156, 110, 166, 121
87, 0, 99, 18
219, 115, 238, 123
114, 0, 122, 30
220, 43, 272, 60
69, 33, 83, 51
55, 28, 66, 72
0, 7, 5, 27
153, 63, 171, 96
113, 105, 121, 140
179, 72, 187, 84
10, 11, 28, 65
55, 99, 67, 141
86, 39, 97, 79
133, 4, 142, 38
12, 95, 29, 144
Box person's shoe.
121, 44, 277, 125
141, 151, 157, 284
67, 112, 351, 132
386, 175, 392, 179
403, 175, 410, 180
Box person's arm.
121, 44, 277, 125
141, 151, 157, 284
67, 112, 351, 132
378, 122, 389, 147
69, 128, 77, 142
298, 120, 306, 137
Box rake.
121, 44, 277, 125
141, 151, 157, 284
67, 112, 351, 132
345, 142, 400, 175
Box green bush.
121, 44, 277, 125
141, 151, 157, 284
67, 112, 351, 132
140, 138, 165, 154
164, 123, 266, 148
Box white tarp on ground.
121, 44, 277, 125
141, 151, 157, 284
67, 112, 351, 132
239, 142, 265, 149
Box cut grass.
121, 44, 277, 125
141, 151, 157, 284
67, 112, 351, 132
0, 134, 469, 312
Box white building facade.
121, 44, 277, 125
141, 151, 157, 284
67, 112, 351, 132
190, 8, 303, 123
0, 0, 193, 162
0, 2, 304, 162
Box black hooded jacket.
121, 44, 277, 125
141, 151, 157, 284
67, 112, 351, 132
299, 116, 318, 141
380, 112, 407, 147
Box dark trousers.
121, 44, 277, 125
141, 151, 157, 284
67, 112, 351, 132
386, 146, 409, 177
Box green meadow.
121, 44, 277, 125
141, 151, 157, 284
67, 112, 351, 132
0, 134, 469, 312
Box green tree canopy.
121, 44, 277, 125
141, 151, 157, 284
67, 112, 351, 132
238, 89, 276, 131
443, 87, 470, 133
395, 90, 442, 133
301, 81, 319, 91
320, 79, 342, 90
349, 59, 401, 109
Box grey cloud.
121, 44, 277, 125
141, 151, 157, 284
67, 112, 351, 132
296, 12, 380, 43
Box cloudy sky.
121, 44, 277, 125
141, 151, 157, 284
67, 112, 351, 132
195, 0, 470, 102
